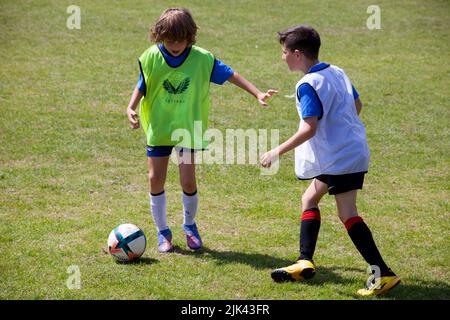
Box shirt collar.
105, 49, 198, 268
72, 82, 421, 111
158, 43, 190, 59
307, 62, 330, 73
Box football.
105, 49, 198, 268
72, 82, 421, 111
107, 224, 147, 262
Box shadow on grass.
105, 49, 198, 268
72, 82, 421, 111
173, 245, 293, 270
309, 265, 363, 286
172, 247, 450, 299
282, 266, 450, 300
174, 245, 358, 287
311, 266, 450, 300
173, 246, 361, 287
102, 247, 159, 265
115, 257, 159, 265
380, 278, 450, 300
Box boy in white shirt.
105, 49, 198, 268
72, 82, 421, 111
261, 25, 400, 296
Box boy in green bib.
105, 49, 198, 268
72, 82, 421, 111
126, 8, 276, 252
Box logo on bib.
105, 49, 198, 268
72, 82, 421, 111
162, 72, 190, 103
163, 78, 190, 95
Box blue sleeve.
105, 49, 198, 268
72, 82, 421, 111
352, 84, 359, 100
137, 72, 146, 94
211, 59, 234, 85
297, 83, 323, 119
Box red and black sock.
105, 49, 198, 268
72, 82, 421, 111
345, 216, 395, 277
298, 207, 321, 262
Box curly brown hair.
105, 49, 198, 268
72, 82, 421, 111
150, 8, 198, 45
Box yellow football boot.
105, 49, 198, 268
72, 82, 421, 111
357, 275, 401, 297
271, 259, 316, 282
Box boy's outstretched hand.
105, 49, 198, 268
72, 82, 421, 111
257, 89, 278, 107
227, 72, 277, 107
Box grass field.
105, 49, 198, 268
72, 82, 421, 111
0, 0, 449, 300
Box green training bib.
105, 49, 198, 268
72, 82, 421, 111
138, 45, 215, 149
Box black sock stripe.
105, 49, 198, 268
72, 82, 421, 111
150, 190, 165, 196
183, 190, 198, 196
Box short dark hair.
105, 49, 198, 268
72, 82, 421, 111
278, 25, 321, 59
150, 8, 198, 45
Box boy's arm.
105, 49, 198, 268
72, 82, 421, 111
261, 117, 318, 168
227, 72, 277, 106
355, 97, 363, 115
126, 86, 144, 129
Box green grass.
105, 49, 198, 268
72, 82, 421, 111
1, 0, 449, 300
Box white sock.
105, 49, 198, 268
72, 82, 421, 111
149, 191, 167, 232
183, 191, 198, 226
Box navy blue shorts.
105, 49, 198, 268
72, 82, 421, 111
146, 146, 196, 157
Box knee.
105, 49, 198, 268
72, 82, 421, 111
148, 171, 165, 187
337, 210, 358, 224
302, 193, 319, 208
181, 180, 197, 194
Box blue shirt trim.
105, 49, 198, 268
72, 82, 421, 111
307, 62, 330, 73
297, 83, 323, 120
137, 73, 145, 93
211, 58, 234, 84
158, 43, 191, 68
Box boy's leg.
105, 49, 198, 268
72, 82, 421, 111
178, 150, 198, 225
335, 190, 400, 295
301, 178, 329, 211
148, 156, 170, 195
178, 149, 197, 195
299, 178, 329, 261
271, 179, 328, 282
335, 190, 391, 273
177, 150, 202, 250
147, 155, 173, 252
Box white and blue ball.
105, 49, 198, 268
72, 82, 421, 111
107, 224, 146, 262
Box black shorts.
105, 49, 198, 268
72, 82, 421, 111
315, 172, 366, 195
